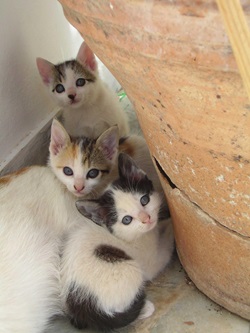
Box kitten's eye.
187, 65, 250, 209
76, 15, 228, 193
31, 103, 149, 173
140, 194, 150, 206
76, 78, 86, 87
87, 169, 99, 179
122, 215, 133, 225
55, 84, 65, 93
63, 167, 73, 176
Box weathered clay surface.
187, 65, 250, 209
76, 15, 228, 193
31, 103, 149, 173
161, 174, 250, 320
58, 0, 250, 318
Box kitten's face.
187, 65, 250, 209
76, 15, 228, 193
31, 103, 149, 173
111, 188, 161, 242
49, 119, 119, 198
39, 60, 96, 109
37, 42, 98, 109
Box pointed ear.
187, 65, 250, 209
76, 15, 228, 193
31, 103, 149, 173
76, 200, 107, 225
118, 153, 146, 182
76, 41, 97, 71
36, 57, 54, 86
49, 118, 71, 156
96, 126, 119, 162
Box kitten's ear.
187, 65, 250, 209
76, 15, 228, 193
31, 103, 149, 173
96, 126, 119, 162
76, 41, 97, 72
36, 57, 54, 86
118, 153, 146, 182
49, 118, 71, 156
76, 200, 106, 225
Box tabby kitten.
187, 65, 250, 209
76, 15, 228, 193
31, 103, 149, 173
36, 41, 129, 138
76, 153, 174, 281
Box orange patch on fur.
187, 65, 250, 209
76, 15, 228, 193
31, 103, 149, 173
119, 140, 135, 158
0, 167, 30, 186
54, 142, 80, 168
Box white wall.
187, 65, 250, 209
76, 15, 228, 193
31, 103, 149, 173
0, 0, 85, 170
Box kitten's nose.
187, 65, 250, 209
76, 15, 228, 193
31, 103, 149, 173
139, 212, 151, 224
68, 94, 76, 100
74, 184, 84, 192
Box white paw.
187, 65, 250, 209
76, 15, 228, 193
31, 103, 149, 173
138, 300, 155, 320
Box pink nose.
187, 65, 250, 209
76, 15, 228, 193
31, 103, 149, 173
74, 184, 84, 192
139, 212, 151, 224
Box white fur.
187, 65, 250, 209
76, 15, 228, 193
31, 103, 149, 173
0, 167, 84, 333
60, 221, 145, 315
61, 215, 174, 319
112, 190, 174, 281
113, 190, 161, 242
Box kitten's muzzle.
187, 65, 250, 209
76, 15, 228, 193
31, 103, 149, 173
68, 94, 76, 100
74, 184, 85, 192
139, 212, 151, 224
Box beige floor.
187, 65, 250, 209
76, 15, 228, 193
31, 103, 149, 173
120, 253, 249, 333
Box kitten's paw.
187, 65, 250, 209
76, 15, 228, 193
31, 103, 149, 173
138, 300, 155, 320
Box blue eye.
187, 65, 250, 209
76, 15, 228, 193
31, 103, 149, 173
63, 167, 73, 176
122, 215, 133, 225
55, 84, 65, 93
76, 78, 86, 87
87, 169, 99, 179
140, 194, 150, 206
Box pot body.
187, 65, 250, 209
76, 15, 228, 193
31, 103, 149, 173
59, 0, 250, 319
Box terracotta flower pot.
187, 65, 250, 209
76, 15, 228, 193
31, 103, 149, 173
58, 0, 250, 319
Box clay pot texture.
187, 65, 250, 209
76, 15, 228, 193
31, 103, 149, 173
58, 0, 250, 319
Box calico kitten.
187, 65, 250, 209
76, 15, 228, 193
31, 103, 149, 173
76, 153, 174, 281
36, 41, 129, 138
49, 118, 167, 203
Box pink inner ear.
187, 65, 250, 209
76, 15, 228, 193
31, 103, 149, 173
77, 42, 97, 71
50, 122, 67, 156
36, 58, 53, 86
102, 134, 118, 161
128, 165, 145, 182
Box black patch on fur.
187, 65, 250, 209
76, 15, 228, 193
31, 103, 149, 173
112, 173, 154, 195
66, 284, 146, 332
94, 190, 118, 232
95, 244, 131, 263
54, 60, 96, 83
119, 136, 129, 145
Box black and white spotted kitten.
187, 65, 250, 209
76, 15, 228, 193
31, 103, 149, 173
76, 153, 174, 281
60, 153, 174, 331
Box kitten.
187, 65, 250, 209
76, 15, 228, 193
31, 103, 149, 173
60, 220, 154, 331
60, 153, 173, 331
49, 118, 167, 203
36, 41, 129, 138
76, 153, 174, 281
